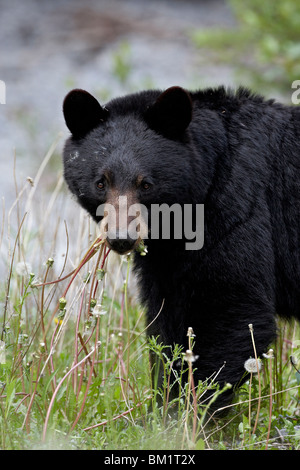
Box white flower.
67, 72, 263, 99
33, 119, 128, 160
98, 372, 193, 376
91, 303, 107, 317
183, 349, 199, 363
16, 262, 32, 277
187, 327, 196, 337
263, 349, 274, 359
244, 357, 262, 373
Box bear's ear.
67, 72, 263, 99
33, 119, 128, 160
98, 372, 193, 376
63, 89, 109, 138
145, 86, 192, 138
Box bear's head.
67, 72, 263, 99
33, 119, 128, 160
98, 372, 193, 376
62, 86, 194, 254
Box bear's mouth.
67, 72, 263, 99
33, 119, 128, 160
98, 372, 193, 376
105, 235, 140, 255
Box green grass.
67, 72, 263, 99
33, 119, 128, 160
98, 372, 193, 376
0, 141, 300, 451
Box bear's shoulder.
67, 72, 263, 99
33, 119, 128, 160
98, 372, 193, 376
190, 86, 276, 112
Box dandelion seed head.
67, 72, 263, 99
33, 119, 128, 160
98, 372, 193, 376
244, 357, 262, 373
16, 262, 32, 277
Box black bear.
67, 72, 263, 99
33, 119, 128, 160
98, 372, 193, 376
62, 85, 300, 409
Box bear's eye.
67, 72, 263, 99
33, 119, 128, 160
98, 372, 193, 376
141, 181, 152, 191
96, 179, 106, 191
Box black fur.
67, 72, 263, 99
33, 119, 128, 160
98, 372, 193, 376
62, 86, 300, 408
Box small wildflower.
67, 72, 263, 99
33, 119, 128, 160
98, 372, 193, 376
244, 357, 262, 373
55, 304, 66, 325
135, 241, 148, 256
39, 342, 46, 353
91, 303, 107, 317
183, 349, 199, 363
16, 262, 32, 277
263, 349, 274, 359
46, 258, 54, 268
59, 297, 67, 310
187, 327, 196, 337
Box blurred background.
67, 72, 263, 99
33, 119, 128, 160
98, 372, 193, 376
1, 0, 300, 203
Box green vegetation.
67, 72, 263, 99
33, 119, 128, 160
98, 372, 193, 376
192, 0, 300, 95
0, 142, 299, 450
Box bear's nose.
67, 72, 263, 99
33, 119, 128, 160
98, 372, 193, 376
106, 231, 136, 254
